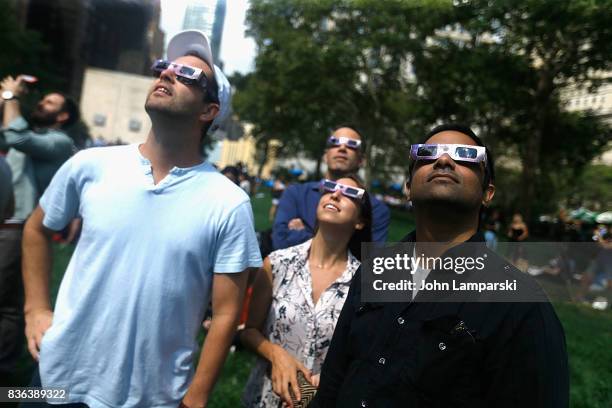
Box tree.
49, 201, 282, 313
234, 0, 451, 181
0, 0, 67, 95
234, 0, 611, 218
413, 0, 612, 218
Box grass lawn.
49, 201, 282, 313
10, 190, 612, 407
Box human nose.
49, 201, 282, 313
159, 65, 176, 82
433, 153, 456, 170
330, 188, 343, 200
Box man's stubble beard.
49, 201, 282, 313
30, 109, 60, 128
411, 189, 482, 216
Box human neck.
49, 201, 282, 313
413, 206, 479, 257
140, 120, 202, 183
325, 170, 353, 181
309, 224, 351, 268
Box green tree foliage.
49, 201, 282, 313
234, 0, 452, 180
235, 0, 611, 217
0, 0, 66, 94
419, 0, 612, 217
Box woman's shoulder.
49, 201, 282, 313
270, 239, 312, 263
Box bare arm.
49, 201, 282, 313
1, 76, 25, 126
22, 205, 55, 360
180, 270, 249, 408
519, 223, 529, 241
240, 257, 311, 407
240, 257, 274, 357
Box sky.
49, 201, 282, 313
160, 0, 257, 75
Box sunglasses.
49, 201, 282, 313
151, 59, 218, 103
327, 136, 362, 150
320, 179, 365, 200
410, 144, 487, 164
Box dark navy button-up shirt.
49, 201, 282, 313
311, 231, 569, 408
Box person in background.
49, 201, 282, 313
240, 172, 252, 196
272, 124, 389, 250
484, 220, 498, 250
269, 174, 286, 222
508, 212, 529, 264
0, 155, 13, 222
242, 175, 372, 408
222, 165, 241, 185
0, 77, 78, 382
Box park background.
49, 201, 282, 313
6, 193, 612, 408
1, 0, 611, 407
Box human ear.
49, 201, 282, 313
199, 103, 219, 122
482, 183, 495, 207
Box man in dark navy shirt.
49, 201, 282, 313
272, 124, 390, 249
311, 124, 568, 407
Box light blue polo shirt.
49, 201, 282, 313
38, 144, 262, 407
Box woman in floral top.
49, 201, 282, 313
241, 175, 373, 407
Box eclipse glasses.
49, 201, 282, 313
327, 136, 362, 150
151, 59, 218, 103
410, 144, 487, 164
320, 179, 365, 200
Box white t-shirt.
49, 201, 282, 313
412, 247, 431, 299
38, 144, 262, 407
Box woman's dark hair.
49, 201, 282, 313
316, 173, 373, 260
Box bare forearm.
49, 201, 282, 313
22, 215, 53, 313
241, 327, 278, 362
188, 314, 240, 404
2, 100, 21, 127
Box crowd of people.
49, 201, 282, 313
0, 28, 581, 408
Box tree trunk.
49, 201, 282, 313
257, 140, 269, 178
519, 69, 554, 222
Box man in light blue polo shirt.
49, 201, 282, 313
21, 30, 262, 408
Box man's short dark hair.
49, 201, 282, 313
184, 52, 219, 139
58, 93, 80, 129
408, 123, 495, 188
331, 123, 367, 154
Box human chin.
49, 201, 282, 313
414, 189, 480, 211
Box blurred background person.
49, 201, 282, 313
272, 124, 389, 250
0, 75, 78, 383
241, 175, 372, 407
222, 165, 241, 185
269, 174, 286, 222
508, 212, 529, 266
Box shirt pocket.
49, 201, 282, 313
402, 314, 481, 397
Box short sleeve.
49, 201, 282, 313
213, 200, 263, 273
39, 155, 81, 231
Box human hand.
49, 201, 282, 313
0, 76, 27, 98
310, 373, 320, 388
24, 309, 53, 361
178, 387, 208, 408
177, 397, 206, 408
270, 345, 311, 408
288, 218, 305, 230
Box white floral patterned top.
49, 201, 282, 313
242, 239, 360, 407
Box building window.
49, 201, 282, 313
129, 119, 142, 132
93, 114, 106, 127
